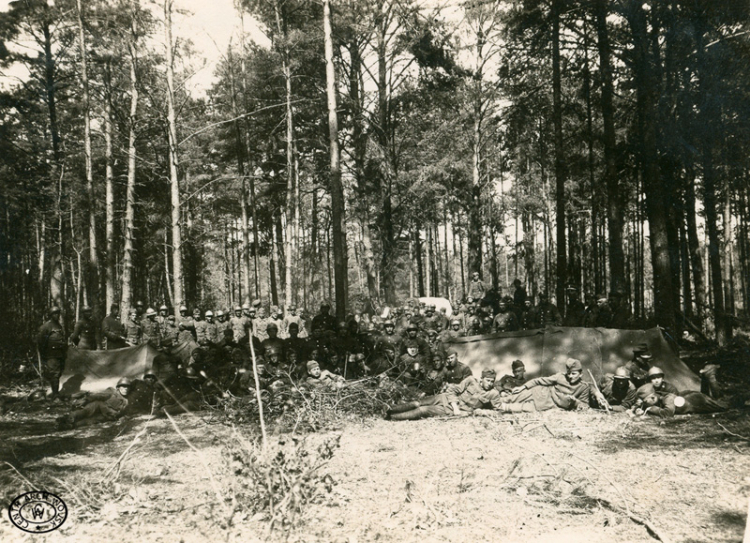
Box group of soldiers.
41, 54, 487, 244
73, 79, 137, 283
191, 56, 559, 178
35, 291, 727, 429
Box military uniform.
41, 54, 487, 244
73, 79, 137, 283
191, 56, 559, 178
177, 315, 196, 343
230, 314, 252, 344
493, 309, 519, 333
195, 319, 219, 346
102, 314, 127, 350
597, 374, 638, 412
37, 317, 67, 396
530, 301, 562, 328
502, 372, 590, 412
444, 361, 472, 384
161, 320, 181, 347
70, 316, 98, 350
125, 319, 142, 346
142, 318, 162, 347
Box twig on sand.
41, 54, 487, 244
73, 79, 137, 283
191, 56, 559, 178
566, 451, 670, 543
164, 411, 230, 521
718, 422, 750, 442
100, 421, 151, 482
2, 461, 36, 489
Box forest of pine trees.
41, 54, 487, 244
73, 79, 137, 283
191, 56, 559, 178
1, 0, 750, 359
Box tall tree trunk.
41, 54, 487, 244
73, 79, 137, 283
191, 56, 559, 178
120, 13, 139, 322
104, 61, 116, 310
165, 0, 183, 312
324, 0, 347, 320
228, 45, 252, 304
76, 0, 98, 314
414, 229, 424, 297
595, 0, 625, 296
627, 1, 677, 330
552, 0, 567, 308
695, 22, 729, 343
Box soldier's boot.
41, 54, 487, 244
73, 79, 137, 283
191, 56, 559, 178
48, 376, 60, 399
389, 406, 429, 421
499, 401, 536, 413
700, 364, 721, 399
387, 401, 420, 415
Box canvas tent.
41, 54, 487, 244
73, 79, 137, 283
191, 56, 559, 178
60, 343, 159, 394
418, 297, 453, 317
446, 326, 700, 392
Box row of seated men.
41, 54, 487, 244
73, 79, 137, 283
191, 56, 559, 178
55, 336, 730, 429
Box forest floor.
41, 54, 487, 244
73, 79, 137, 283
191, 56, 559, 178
0, 392, 749, 543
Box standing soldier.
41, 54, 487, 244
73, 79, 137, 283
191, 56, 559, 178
176, 305, 195, 344
102, 303, 128, 350
215, 310, 231, 336
134, 301, 145, 321
161, 314, 181, 348
142, 308, 162, 347
283, 305, 303, 338
493, 299, 519, 333
268, 306, 285, 338
230, 305, 250, 344
531, 292, 562, 328
37, 306, 67, 400
519, 299, 535, 330
254, 306, 270, 342
468, 271, 486, 302
594, 294, 613, 328
581, 293, 598, 328
195, 310, 219, 347
156, 305, 169, 328
512, 279, 527, 317
70, 306, 99, 350
125, 309, 142, 347
563, 287, 586, 327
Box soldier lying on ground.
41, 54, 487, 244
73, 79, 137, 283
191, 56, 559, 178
57, 377, 131, 429
591, 366, 638, 412
497, 360, 526, 397
385, 369, 502, 421
498, 358, 591, 413
631, 382, 727, 418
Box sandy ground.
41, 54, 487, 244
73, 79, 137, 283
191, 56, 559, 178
1, 402, 749, 543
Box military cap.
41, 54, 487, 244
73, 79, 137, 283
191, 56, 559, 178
481, 369, 496, 379
511, 360, 525, 370
636, 383, 657, 401
565, 358, 583, 373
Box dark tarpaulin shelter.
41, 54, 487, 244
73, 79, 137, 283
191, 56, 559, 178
446, 326, 700, 392
60, 343, 159, 394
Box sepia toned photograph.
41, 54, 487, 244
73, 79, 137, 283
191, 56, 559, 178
1, 0, 749, 541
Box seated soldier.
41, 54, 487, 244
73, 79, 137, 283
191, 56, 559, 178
400, 324, 430, 358
493, 300, 519, 333
497, 360, 526, 397
158, 366, 221, 416
444, 350, 473, 384
305, 360, 345, 388
499, 358, 590, 413
440, 318, 465, 342
57, 378, 131, 429
592, 366, 638, 412
423, 352, 448, 395
262, 323, 286, 359
386, 369, 503, 421
368, 345, 398, 376
632, 382, 727, 418
396, 345, 426, 386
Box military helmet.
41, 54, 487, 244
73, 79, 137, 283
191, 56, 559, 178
267, 322, 278, 330
647, 366, 665, 378
235, 305, 242, 312
50, 306, 61, 315
116, 377, 133, 388
614, 366, 631, 379
242, 303, 250, 310
205, 310, 214, 317
384, 320, 395, 327
215, 310, 224, 317
146, 308, 157, 317
427, 329, 438, 336
406, 323, 418, 331
159, 304, 168, 311
184, 366, 199, 379
143, 370, 157, 381
82, 306, 92, 313
179, 305, 188, 312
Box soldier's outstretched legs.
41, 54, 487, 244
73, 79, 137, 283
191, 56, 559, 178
389, 405, 449, 420
499, 401, 537, 413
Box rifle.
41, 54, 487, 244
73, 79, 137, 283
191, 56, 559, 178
587, 369, 611, 414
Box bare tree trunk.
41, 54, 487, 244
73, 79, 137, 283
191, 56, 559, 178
414, 229, 425, 297
164, 0, 184, 313
324, 0, 347, 320
552, 0, 567, 308
227, 44, 252, 304
104, 61, 116, 310
76, 0, 99, 314
426, 225, 432, 296
120, 13, 139, 322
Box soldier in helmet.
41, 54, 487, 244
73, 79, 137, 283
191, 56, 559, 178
142, 308, 162, 348
102, 303, 128, 350
283, 322, 310, 362
37, 306, 67, 399
125, 309, 142, 347
254, 306, 270, 342
592, 366, 638, 412
375, 319, 401, 355
262, 322, 285, 358
176, 305, 195, 344
57, 377, 131, 429
123, 371, 159, 415
180, 308, 202, 343
268, 306, 285, 338
195, 310, 219, 347
156, 305, 169, 328
215, 309, 231, 337
70, 306, 99, 350
311, 303, 337, 335
231, 304, 251, 344
625, 343, 653, 388
134, 301, 145, 321
441, 318, 464, 343
400, 323, 430, 358
647, 366, 678, 399
283, 305, 302, 338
